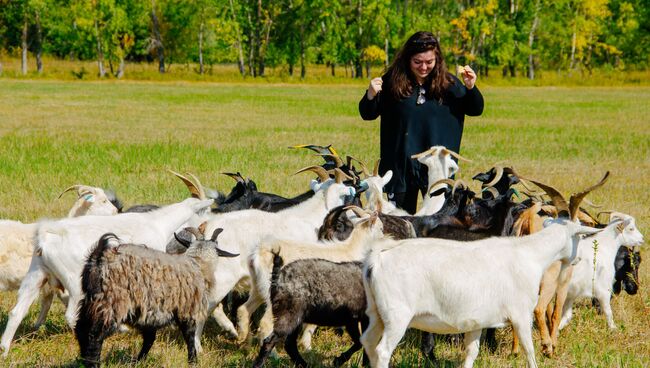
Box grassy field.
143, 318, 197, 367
0, 80, 648, 367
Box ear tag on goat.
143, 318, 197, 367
84, 194, 95, 202
358, 180, 369, 191
512, 188, 521, 199
349, 187, 356, 196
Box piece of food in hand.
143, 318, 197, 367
456, 65, 465, 75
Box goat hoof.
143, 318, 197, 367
541, 344, 553, 357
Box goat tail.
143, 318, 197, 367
80, 233, 119, 296
269, 249, 284, 298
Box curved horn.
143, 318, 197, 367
483, 166, 504, 187
57, 185, 82, 199
373, 159, 381, 176
347, 156, 370, 177
294, 165, 330, 182
186, 172, 207, 200
169, 169, 204, 200
511, 170, 569, 216
315, 153, 343, 167
222, 172, 246, 184
410, 147, 438, 160
568, 171, 610, 221
427, 178, 455, 194
332, 168, 353, 184
210, 228, 224, 242
343, 205, 370, 218
173, 232, 191, 249
442, 148, 472, 162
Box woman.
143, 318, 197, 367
359, 31, 483, 214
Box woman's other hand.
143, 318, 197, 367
367, 77, 383, 100
459, 65, 477, 89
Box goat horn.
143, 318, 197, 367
169, 169, 204, 200
174, 232, 192, 249
568, 171, 610, 222
186, 172, 207, 200
210, 228, 224, 242
483, 166, 504, 188
427, 178, 455, 194
222, 172, 246, 184
373, 159, 381, 176
315, 153, 344, 168
410, 146, 439, 160
57, 185, 83, 199
343, 205, 369, 218
294, 165, 330, 182
347, 156, 370, 177
514, 172, 570, 217
442, 148, 473, 162
333, 168, 353, 184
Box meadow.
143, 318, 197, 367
0, 79, 648, 367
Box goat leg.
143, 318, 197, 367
136, 327, 157, 361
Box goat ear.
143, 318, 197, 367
198, 221, 207, 235
174, 232, 192, 248
216, 248, 239, 258
382, 170, 393, 185
211, 228, 224, 242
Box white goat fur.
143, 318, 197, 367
237, 214, 384, 343
0, 185, 120, 333
559, 212, 644, 330
0, 185, 118, 292
361, 219, 601, 368
195, 179, 355, 351
0, 197, 213, 356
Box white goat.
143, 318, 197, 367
363, 146, 466, 217
411, 146, 470, 216
193, 167, 357, 351
0, 197, 213, 357
559, 212, 644, 330
0, 184, 119, 330
360, 174, 607, 368
237, 209, 384, 343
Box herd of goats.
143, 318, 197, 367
0, 144, 644, 368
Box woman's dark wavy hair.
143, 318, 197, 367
385, 31, 454, 101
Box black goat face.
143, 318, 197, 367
614, 247, 641, 295
317, 205, 354, 241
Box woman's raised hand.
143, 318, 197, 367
367, 77, 383, 100
459, 65, 477, 90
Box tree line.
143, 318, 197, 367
0, 0, 648, 79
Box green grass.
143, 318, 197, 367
0, 80, 649, 367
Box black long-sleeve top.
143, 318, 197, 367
359, 74, 484, 193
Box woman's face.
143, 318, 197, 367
409, 50, 436, 83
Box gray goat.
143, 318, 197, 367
252, 253, 368, 368
75, 228, 237, 367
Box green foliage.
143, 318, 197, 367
1, 0, 649, 77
